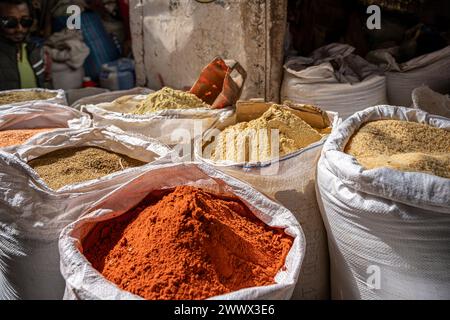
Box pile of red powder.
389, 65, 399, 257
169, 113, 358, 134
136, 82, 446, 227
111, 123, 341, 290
83, 185, 293, 300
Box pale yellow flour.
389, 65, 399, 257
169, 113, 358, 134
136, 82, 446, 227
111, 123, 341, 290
210, 105, 322, 162
133, 87, 210, 114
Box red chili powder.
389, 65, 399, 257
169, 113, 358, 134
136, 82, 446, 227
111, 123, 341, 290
0, 128, 56, 148
83, 185, 293, 300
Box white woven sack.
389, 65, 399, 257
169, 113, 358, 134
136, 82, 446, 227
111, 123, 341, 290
71, 87, 152, 110
195, 107, 339, 299
0, 89, 67, 110
0, 126, 171, 300
59, 162, 305, 300
0, 103, 91, 149
412, 86, 450, 119
85, 97, 236, 146
316, 105, 450, 300
280, 44, 387, 119
367, 46, 450, 106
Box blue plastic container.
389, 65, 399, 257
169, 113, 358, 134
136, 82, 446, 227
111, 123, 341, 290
99, 58, 135, 91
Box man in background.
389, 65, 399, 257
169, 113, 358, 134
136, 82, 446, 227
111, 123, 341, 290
0, 0, 44, 90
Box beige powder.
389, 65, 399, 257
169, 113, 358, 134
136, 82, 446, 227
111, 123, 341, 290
0, 91, 56, 106
345, 120, 450, 178
210, 105, 322, 162
133, 87, 210, 114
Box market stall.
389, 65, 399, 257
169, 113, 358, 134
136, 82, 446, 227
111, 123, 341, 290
0, 0, 449, 302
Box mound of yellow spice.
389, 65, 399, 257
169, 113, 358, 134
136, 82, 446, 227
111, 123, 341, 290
133, 87, 210, 114
210, 104, 323, 162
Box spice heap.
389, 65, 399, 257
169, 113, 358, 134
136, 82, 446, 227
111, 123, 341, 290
28, 147, 147, 190
210, 104, 323, 162
0, 91, 57, 106
345, 120, 450, 178
83, 185, 293, 300
0, 128, 56, 148
133, 87, 210, 114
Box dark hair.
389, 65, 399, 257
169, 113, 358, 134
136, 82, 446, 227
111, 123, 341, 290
0, 0, 33, 16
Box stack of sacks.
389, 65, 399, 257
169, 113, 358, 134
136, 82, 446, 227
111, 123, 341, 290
281, 43, 387, 119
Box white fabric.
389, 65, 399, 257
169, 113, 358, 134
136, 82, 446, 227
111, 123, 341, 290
0, 126, 171, 300
316, 105, 450, 300
0, 89, 67, 110
85, 94, 236, 146
0, 103, 91, 146
0, 222, 24, 300
412, 86, 450, 119
45, 29, 90, 69
71, 87, 151, 110
367, 46, 450, 106
195, 110, 339, 299
281, 44, 387, 119
59, 162, 305, 300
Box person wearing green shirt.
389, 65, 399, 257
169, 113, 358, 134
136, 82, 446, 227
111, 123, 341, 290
0, 0, 44, 90
17, 42, 37, 88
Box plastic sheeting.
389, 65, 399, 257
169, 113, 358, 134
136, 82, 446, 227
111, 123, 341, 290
281, 44, 387, 119
367, 46, 450, 106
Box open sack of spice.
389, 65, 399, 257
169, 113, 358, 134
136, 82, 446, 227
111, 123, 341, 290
195, 101, 339, 299
0, 102, 91, 149
83, 57, 246, 146
0, 88, 67, 110
317, 105, 450, 299
59, 162, 304, 300
0, 126, 171, 300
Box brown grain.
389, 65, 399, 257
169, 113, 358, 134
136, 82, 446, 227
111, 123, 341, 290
345, 120, 450, 178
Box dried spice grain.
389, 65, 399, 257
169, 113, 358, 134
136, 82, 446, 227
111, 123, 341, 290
28, 146, 147, 189
345, 120, 450, 178
0, 91, 56, 105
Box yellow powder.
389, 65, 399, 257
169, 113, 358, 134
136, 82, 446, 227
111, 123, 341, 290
345, 120, 450, 178
133, 87, 210, 114
210, 104, 322, 162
